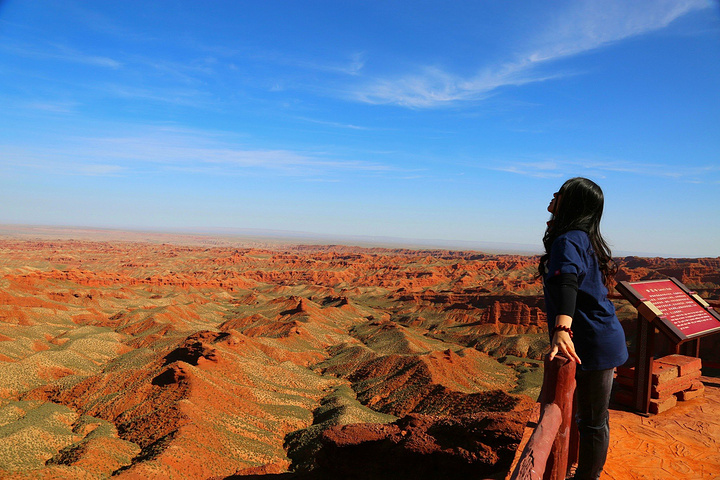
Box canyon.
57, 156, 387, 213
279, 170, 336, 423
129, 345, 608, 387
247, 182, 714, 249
0, 235, 718, 479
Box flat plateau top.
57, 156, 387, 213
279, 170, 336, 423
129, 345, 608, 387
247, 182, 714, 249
602, 375, 720, 480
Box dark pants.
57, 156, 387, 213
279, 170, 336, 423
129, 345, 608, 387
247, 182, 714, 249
574, 367, 614, 480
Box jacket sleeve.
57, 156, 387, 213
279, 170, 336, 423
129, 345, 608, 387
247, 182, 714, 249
546, 272, 578, 317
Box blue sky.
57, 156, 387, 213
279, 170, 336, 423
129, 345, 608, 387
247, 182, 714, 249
1, 0, 719, 257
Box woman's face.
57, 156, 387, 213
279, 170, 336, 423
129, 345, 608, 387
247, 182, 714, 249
548, 191, 561, 215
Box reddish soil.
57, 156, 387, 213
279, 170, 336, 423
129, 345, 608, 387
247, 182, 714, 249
0, 233, 718, 479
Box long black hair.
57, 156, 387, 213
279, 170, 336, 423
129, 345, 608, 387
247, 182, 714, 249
538, 177, 617, 285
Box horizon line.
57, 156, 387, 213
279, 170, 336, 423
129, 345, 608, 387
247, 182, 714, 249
0, 223, 715, 259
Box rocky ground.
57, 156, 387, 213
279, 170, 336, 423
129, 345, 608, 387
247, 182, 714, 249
0, 235, 718, 479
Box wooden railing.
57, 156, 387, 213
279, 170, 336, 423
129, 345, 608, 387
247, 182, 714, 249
510, 354, 578, 480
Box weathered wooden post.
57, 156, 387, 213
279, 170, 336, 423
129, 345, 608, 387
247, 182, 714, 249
510, 354, 578, 480
509, 403, 562, 480
541, 354, 576, 480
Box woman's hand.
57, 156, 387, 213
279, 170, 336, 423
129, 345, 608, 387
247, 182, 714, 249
549, 315, 581, 364
549, 330, 581, 363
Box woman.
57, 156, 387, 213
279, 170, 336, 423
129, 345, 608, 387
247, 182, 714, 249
539, 177, 628, 480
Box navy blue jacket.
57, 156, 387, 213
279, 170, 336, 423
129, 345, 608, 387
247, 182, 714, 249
543, 230, 628, 370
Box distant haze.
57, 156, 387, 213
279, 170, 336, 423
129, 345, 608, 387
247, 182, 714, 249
1, 224, 712, 259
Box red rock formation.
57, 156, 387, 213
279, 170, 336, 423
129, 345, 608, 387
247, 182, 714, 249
482, 300, 545, 326
309, 411, 530, 479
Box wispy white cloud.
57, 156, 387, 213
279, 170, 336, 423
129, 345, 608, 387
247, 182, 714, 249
295, 116, 372, 130
525, 0, 708, 63
96, 83, 211, 107
491, 155, 720, 182
352, 0, 710, 108
61, 1, 367, 79
51, 43, 123, 68
63, 3, 158, 44
492, 160, 565, 179
241, 49, 366, 77
354, 64, 565, 108
286, 52, 366, 76
75, 164, 126, 176
0, 145, 126, 177
343, 52, 367, 76
23, 101, 79, 113
2, 126, 393, 178
126, 53, 224, 85
2, 41, 122, 68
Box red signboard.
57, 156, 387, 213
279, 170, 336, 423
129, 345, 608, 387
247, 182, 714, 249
618, 278, 720, 341
615, 277, 720, 414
